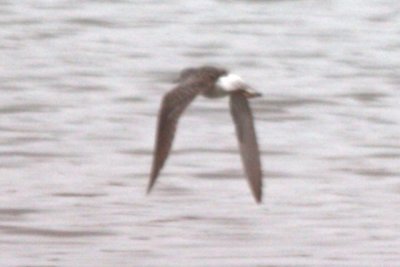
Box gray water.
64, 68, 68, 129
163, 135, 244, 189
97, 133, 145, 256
1, 0, 400, 266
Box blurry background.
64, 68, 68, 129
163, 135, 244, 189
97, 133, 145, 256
0, 0, 399, 266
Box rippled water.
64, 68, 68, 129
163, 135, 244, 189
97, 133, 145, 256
1, 0, 399, 266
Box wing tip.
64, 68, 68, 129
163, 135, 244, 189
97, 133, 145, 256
251, 179, 263, 204
254, 191, 262, 204
146, 184, 153, 195
146, 174, 157, 195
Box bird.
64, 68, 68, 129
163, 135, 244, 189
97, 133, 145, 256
147, 66, 263, 203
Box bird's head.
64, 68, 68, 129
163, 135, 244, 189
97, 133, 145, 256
216, 73, 262, 98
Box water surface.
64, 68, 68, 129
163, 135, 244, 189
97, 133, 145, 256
1, 0, 399, 266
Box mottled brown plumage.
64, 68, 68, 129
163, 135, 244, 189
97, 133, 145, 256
147, 66, 263, 203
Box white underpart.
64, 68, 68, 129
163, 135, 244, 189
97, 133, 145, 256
216, 73, 246, 91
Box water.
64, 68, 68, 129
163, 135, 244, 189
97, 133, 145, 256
1, 0, 399, 266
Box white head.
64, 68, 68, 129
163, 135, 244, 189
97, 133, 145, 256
217, 73, 245, 91
216, 73, 261, 97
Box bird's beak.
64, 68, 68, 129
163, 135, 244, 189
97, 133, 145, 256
242, 86, 262, 98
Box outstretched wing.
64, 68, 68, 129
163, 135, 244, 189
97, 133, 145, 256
147, 81, 204, 193
230, 92, 263, 203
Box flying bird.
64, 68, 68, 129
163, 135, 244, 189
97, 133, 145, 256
147, 66, 263, 203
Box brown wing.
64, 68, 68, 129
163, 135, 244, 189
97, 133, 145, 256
147, 81, 204, 193
230, 92, 263, 203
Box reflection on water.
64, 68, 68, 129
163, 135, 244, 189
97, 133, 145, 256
1, 0, 399, 266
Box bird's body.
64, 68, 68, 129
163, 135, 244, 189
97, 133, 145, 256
147, 66, 263, 203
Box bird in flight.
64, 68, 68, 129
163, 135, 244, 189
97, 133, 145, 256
147, 66, 263, 203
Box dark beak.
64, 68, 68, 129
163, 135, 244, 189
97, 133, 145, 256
242, 86, 262, 98
246, 91, 262, 98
